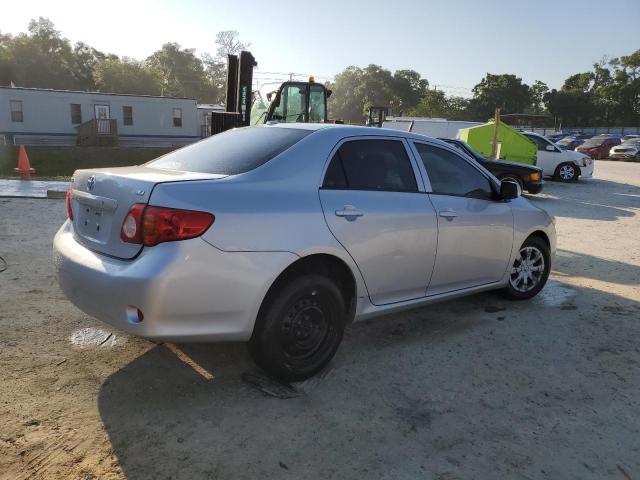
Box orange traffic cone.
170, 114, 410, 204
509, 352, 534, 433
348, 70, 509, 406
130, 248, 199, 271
14, 145, 35, 180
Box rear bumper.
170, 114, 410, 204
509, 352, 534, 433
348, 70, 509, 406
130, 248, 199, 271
53, 221, 297, 341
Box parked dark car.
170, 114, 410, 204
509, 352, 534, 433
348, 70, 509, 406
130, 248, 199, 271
576, 135, 621, 159
556, 136, 585, 151
440, 138, 544, 194
546, 133, 569, 143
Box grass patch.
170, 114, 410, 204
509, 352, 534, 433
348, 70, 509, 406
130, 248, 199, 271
0, 146, 175, 179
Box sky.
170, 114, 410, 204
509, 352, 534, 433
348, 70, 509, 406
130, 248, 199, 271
3, 0, 640, 97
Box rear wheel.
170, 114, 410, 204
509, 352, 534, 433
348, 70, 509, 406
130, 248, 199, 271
554, 162, 578, 182
502, 236, 550, 300
249, 274, 346, 382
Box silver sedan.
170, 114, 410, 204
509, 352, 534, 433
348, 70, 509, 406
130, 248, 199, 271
53, 124, 556, 381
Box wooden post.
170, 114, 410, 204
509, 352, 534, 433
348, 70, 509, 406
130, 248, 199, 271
491, 108, 501, 159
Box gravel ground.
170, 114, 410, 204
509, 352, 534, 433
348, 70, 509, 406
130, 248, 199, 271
1, 160, 639, 480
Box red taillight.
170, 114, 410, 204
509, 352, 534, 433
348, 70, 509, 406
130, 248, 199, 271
120, 204, 145, 243
120, 204, 214, 247
66, 186, 74, 220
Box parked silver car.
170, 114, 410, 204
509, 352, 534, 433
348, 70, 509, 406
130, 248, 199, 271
54, 124, 556, 380
609, 139, 640, 161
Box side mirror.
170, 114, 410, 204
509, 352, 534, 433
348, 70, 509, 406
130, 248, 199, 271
500, 180, 521, 200
545, 145, 555, 152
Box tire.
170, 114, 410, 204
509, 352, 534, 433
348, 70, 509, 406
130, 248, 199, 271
502, 236, 551, 300
249, 274, 346, 382
498, 175, 524, 192
554, 162, 578, 182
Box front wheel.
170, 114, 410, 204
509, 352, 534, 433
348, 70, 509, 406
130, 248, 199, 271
249, 274, 346, 382
554, 162, 578, 182
502, 236, 551, 300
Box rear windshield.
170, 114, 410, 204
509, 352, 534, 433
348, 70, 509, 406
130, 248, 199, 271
146, 126, 312, 175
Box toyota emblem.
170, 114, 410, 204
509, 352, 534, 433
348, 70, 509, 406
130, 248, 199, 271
87, 175, 96, 191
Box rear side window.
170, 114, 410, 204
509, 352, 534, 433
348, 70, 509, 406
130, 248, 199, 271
322, 139, 417, 192
415, 143, 493, 199
146, 127, 312, 175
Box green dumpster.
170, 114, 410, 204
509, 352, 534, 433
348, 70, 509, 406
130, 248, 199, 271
458, 121, 537, 166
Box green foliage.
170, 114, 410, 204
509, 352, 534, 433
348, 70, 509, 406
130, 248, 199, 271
1, 18, 638, 127
0, 19, 244, 104
327, 65, 428, 122
469, 73, 531, 120
94, 57, 163, 95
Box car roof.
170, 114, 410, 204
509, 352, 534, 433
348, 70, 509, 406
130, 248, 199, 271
265, 122, 453, 147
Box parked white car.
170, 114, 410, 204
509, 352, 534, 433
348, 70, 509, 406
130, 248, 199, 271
522, 132, 594, 182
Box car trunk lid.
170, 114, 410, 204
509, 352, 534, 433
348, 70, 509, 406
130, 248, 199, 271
70, 166, 226, 259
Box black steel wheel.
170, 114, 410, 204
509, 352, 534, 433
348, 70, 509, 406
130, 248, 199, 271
250, 274, 346, 382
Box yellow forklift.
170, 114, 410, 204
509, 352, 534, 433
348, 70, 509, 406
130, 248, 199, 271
210, 51, 334, 135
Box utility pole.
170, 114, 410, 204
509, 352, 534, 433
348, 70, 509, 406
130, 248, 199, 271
491, 108, 501, 160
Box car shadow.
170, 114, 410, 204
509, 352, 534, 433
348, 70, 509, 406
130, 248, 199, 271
528, 178, 639, 222
98, 280, 640, 480
553, 249, 640, 286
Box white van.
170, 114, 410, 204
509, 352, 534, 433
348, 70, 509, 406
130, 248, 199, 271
383, 117, 482, 139
522, 132, 594, 182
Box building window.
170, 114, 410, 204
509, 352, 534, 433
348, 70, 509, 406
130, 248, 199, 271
10, 100, 23, 122
70, 104, 82, 124
123, 106, 133, 126
173, 108, 182, 127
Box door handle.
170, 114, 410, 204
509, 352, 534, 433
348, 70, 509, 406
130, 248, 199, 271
335, 205, 364, 219
438, 210, 458, 220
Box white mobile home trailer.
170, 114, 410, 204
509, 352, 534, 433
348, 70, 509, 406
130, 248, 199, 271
383, 117, 483, 139
0, 86, 203, 147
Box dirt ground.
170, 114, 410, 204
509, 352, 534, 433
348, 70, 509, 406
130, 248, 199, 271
1, 160, 639, 480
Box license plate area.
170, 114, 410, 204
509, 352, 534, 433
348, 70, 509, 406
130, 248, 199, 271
76, 205, 113, 243
72, 190, 118, 245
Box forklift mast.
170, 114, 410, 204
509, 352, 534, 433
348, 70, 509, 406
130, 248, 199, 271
210, 51, 334, 136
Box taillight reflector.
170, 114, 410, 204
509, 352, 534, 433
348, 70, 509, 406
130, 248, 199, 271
121, 204, 214, 247
66, 186, 74, 220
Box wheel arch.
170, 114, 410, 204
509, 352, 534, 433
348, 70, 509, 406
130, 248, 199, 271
526, 230, 551, 250
256, 253, 358, 329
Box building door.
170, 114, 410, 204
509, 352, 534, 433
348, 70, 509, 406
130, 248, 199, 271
94, 105, 110, 133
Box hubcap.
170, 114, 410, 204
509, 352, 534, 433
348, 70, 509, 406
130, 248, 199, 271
509, 246, 545, 293
281, 294, 329, 360
559, 165, 574, 180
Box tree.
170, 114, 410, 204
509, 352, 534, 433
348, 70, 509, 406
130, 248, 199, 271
2, 17, 77, 89
470, 73, 531, 119
94, 57, 163, 95
202, 31, 251, 105
328, 65, 428, 122
393, 69, 428, 113
529, 80, 549, 114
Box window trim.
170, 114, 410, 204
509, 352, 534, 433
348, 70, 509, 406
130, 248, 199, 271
319, 136, 425, 193
10, 100, 23, 123
410, 140, 499, 200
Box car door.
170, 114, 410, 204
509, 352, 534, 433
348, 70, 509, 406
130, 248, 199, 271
524, 134, 561, 176
411, 142, 514, 296
319, 138, 438, 305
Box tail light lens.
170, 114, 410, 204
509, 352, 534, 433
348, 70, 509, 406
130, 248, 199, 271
121, 204, 214, 247
66, 186, 74, 220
